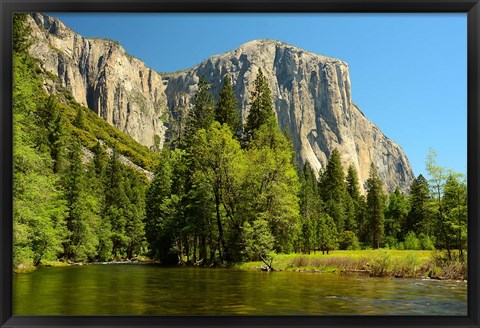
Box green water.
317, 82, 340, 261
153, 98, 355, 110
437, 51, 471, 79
13, 264, 467, 315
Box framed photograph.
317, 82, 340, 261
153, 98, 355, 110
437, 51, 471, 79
1, 1, 479, 327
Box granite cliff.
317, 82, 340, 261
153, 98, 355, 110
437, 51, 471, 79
27, 13, 415, 193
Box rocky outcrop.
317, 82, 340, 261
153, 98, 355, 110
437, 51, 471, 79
28, 14, 415, 193
164, 39, 414, 192
28, 13, 167, 150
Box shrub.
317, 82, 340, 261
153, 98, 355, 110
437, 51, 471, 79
369, 250, 392, 276
384, 236, 398, 249
338, 231, 360, 250
418, 233, 435, 250
404, 231, 421, 250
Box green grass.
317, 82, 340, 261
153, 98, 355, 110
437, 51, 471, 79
235, 250, 466, 280
40, 260, 70, 268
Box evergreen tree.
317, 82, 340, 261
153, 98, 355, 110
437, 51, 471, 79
184, 75, 214, 146
36, 96, 69, 173
73, 106, 86, 129
145, 149, 186, 263
215, 75, 241, 135
442, 174, 467, 257
318, 214, 338, 254
405, 174, 431, 236
104, 146, 129, 257
299, 163, 322, 254
346, 164, 361, 201
61, 141, 99, 261
366, 163, 385, 249
384, 188, 409, 246
165, 93, 189, 149
92, 141, 108, 178
244, 68, 275, 144
123, 167, 147, 259
319, 149, 347, 233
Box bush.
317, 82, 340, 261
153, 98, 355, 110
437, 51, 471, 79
384, 236, 398, 249
338, 231, 360, 250
369, 250, 392, 276
418, 233, 435, 250
404, 231, 421, 250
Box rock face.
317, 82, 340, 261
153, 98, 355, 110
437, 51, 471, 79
28, 13, 167, 149
28, 14, 415, 193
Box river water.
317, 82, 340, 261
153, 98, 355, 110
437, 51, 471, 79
13, 264, 467, 315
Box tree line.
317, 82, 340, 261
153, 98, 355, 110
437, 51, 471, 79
145, 67, 467, 266
12, 14, 467, 270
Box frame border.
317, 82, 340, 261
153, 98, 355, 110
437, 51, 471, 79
1, 1, 478, 327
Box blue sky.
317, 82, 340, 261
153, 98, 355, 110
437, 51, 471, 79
50, 13, 467, 178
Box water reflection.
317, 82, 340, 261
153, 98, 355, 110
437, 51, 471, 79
13, 264, 467, 315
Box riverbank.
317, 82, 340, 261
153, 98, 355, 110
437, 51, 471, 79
13, 256, 154, 274
235, 250, 467, 280
14, 250, 467, 281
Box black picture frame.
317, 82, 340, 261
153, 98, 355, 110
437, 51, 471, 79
1, 1, 479, 327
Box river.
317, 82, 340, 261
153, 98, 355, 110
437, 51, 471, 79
13, 264, 467, 315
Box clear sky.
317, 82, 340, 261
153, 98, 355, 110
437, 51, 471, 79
49, 13, 467, 178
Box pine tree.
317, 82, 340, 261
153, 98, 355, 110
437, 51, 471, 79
104, 146, 129, 258
145, 149, 186, 263
346, 164, 361, 201
319, 149, 347, 233
299, 162, 322, 254
385, 188, 409, 245
366, 163, 385, 249
405, 174, 431, 236
73, 106, 86, 129
244, 68, 275, 144
36, 96, 69, 173
123, 167, 146, 259
184, 75, 214, 147
318, 214, 338, 254
215, 75, 241, 135
61, 140, 99, 261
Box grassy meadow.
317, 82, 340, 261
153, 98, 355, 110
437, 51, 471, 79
236, 249, 467, 280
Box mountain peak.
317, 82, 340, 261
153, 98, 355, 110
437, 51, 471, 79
27, 14, 414, 193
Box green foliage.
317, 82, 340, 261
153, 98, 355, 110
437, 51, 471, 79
318, 214, 338, 254
404, 231, 421, 250
215, 75, 241, 135
243, 219, 275, 265
73, 106, 86, 129
244, 117, 300, 253
418, 233, 435, 250
13, 52, 68, 267
385, 188, 409, 241
338, 230, 360, 250
346, 164, 360, 201
366, 164, 385, 249
319, 149, 347, 233
145, 149, 186, 263
184, 75, 215, 147
13, 13, 33, 54
298, 163, 322, 254
61, 141, 100, 261
13, 28, 465, 271
244, 68, 275, 144
405, 174, 431, 236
